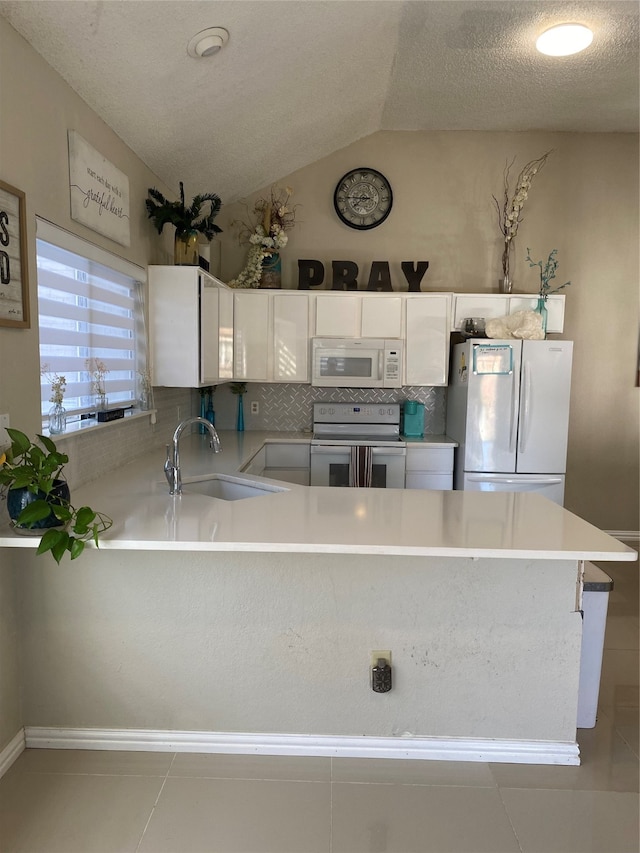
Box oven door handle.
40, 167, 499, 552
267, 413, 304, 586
310, 445, 406, 456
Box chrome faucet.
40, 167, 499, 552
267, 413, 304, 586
164, 416, 222, 495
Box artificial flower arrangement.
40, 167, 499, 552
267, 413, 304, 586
41, 364, 66, 405
493, 151, 552, 286
86, 357, 109, 398
525, 248, 571, 301
228, 186, 297, 288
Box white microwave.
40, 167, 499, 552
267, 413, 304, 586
311, 338, 403, 388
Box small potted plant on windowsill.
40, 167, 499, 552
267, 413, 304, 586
146, 182, 223, 265
0, 428, 112, 564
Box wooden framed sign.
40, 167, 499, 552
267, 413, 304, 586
0, 180, 30, 328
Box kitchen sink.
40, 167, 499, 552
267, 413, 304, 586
180, 474, 288, 501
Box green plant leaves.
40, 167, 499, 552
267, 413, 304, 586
146, 184, 222, 240
2, 430, 113, 564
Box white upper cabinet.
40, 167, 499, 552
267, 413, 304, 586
272, 292, 309, 382
314, 294, 360, 336
233, 291, 270, 381
452, 293, 565, 334
148, 266, 228, 388
233, 290, 309, 383
404, 294, 452, 386
313, 293, 403, 338
361, 296, 403, 338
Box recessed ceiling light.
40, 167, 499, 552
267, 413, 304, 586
536, 23, 593, 56
187, 27, 229, 58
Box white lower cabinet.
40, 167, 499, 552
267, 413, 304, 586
233, 291, 309, 382
405, 445, 454, 490
264, 443, 310, 484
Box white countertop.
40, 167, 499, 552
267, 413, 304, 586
0, 430, 635, 561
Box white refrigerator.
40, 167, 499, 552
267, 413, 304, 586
446, 339, 573, 505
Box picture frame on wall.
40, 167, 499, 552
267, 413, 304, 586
0, 179, 30, 328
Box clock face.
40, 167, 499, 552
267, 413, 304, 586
334, 168, 393, 230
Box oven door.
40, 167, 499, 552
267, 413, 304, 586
310, 444, 406, 488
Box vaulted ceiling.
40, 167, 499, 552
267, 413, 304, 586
1, 1, 638, 202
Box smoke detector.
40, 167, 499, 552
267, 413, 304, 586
187, 27, 229, 58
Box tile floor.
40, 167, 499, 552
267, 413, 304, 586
0, 553, 637, 853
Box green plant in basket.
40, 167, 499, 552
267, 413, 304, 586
0, 428, 112, 564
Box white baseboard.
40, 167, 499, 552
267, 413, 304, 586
0, 729, 25, 778
24, 727, 580, 766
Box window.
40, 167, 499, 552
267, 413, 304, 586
36, 219, 147, 423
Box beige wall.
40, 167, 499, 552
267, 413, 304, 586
219, 131, 640, 531
0, 17, 190, 754
0, 17, 178, 437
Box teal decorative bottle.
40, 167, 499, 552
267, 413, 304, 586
535, 296, 548, 338
199, 393, 207, 434
236, 394, 244, 432
205, 389, 215, 426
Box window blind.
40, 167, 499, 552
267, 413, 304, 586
36, 223, 146, 419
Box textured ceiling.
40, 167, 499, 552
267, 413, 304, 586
1, 0, 638, 202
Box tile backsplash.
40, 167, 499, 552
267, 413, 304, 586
210, 384, 446, 433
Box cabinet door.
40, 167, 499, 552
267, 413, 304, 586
452, 295, 510, 332
200, 277, 220, 385
361, 295, 403, 338
149, 266, 201, 387
405, 472, 453, 490
233, 291, 270, 381
314, 294, 360, 336
217, 286, 234, 380
273, 293, 309, 382
405, 447, 454, 472
404, 295, 451, 386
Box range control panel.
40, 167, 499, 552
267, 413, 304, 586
312, 403, 400, 425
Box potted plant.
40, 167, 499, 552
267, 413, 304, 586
146, 181, 223, 265
0, 428, 112, 564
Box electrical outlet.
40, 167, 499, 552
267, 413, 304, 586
250, 401, 259, 415
370, 650, 391, 668
0, 413, 10, 448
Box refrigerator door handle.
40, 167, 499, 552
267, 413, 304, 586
509, 370, 518, 453
466, 475, 563, 484
519, 361, 532, 453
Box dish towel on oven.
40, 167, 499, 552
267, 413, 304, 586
349, 445, 373, 487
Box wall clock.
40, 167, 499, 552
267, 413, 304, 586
333, 168, 393, 230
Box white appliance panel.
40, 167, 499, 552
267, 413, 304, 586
516, 340, 573, 473
462, 473, 565, 505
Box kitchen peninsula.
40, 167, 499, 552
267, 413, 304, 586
1, 431, 635, 767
